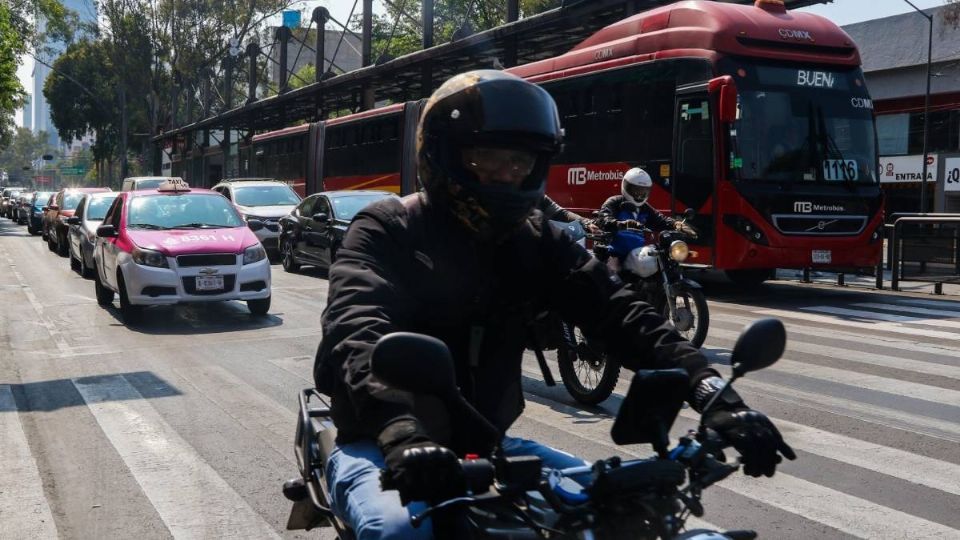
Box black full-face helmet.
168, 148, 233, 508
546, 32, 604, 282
418, 70, 563, 242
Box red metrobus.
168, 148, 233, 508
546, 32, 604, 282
238, 0, 883, 284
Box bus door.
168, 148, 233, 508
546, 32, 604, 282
673, 83, 716, 263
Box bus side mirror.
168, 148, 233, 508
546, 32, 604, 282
708, 75, 737, 124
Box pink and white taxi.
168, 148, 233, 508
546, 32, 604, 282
92, 179, 272, 323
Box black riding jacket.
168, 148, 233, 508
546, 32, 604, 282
596, 195, 675, 233
315, 193, 713, 450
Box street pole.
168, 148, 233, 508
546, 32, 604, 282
905, 0, 933, 213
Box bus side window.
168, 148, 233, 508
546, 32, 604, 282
674, 96, 714, 210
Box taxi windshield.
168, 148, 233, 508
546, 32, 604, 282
233, 184, 300, 206
86, 196, 116, 221
128, 194, 245, 230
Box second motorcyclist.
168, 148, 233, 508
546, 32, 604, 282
314, 70, 794, 540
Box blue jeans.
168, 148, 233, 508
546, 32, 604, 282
325, 436, 589, 540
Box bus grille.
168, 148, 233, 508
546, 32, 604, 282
771, 215, 867, 236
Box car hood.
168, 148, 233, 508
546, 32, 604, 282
234, 204, 296, 219
126, 227, 259, 256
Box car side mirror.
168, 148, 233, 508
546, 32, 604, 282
66, 216, 81, 225
48, 204, 59, 211
312, 212, 330, 224
246, 219, 265, 232
96, 225, 118, 238
41, 206, 49, 212
730, 318, 786, 378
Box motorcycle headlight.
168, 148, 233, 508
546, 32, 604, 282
132, 247, 169, 268
243, 244, 267, 265
670, 240, 690, 262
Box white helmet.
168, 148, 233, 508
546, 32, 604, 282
622, 167, 652, 205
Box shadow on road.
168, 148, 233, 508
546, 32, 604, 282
1, 371, 181, 412
103, 300, 284, 336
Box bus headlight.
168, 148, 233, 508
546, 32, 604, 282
670, 240, 690, 262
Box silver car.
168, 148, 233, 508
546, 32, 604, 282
212, 179, 302, 253
67, 192, 119, 278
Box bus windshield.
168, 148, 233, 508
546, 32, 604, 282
721, 60, 878, 185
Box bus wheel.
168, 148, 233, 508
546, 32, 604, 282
725, 269, 771, 288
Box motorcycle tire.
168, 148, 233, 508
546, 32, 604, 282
556, 322, 620, 405
666, 288, 709, 348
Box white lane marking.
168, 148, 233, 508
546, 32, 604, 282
0, 385, 59, 539
72, 375, 281, 540
854, 302, 960, 319
737, 378, 960, 443
753, 307, 960, 341
709, 313, 960, 363
802, 305, 960, 330
521, 398, 960, 539
0, 244, 71, 355
708, 327, 960, 380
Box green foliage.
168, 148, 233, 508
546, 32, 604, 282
352, 0, 562, 61
0, 4, 27, 149
0, 127, 56, 184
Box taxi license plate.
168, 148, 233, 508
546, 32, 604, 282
812, 250, 832, 264
196, 275, 224, 291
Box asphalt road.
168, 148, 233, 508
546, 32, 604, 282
1, 217, 958, 539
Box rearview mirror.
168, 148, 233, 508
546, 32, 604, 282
246, 219, 265, 232
312, 212, 330, 224
371, 333, 458, 402
730, 318, 785, 377
66, 216, 81, 225
708, 75, 738, 124
683, 208, 695, 221
96, 225, 118, 238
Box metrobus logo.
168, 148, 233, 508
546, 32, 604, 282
567, 168, 624, 185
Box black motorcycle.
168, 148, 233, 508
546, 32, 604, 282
284, 319, 787, 539
528, 220, 621, 406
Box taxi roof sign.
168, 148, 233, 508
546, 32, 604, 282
157, 178, 191, 192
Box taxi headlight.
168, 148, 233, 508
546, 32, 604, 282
669, 240, 690, 262
132, 247, 169, 268
243, 244, 267, 265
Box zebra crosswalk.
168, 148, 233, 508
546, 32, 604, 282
2, 289, 960, 539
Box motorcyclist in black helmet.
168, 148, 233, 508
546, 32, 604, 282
314, 70, 794, 540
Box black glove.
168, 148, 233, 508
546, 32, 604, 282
378, 419, 465, 505
703, 408, 796, 477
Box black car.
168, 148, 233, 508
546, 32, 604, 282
26, 191, 55, 235
278, 190, 398, 273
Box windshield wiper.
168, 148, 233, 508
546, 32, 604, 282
816, 106, 856, 191
129, 224, 170, 230
170, 223, 226, 229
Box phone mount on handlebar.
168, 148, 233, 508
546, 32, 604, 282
610, 369, 689, 457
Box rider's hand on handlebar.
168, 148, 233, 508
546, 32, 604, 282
702, 408, 796, 478
378, 418, 466, 504
583, 219, 602, 235
674, 221, 697, 236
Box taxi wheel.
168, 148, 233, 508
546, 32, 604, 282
47, 234, 56, 252
94, 272, 115, 306
56, 231, 69, 257
70, 253, 81, 272
117, 273, 143, 324
281, 239, 300, 273
80, 255, 94, 279
248, 296, 271, 316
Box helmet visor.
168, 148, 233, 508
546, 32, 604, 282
462, 147, 538, 187
626, 184, 650, 202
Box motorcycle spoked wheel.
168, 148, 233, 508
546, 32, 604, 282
556, 322, 621, 405
664, 288, 709, 348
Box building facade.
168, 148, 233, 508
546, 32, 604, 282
30, 0, 97, 149
844, 6, 960, 215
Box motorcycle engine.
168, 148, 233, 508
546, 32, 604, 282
624, 246, 660, 278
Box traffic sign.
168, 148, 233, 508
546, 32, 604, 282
60, 167, 86, 175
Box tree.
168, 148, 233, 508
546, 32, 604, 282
351, 0, 562, 62
0, 127, 56, 184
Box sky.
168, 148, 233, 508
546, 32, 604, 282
12, 0, 948, 127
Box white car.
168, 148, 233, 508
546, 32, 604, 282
212, 179, 302, 253
92, 180, 272, 324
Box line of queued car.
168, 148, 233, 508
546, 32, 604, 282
2, 176, 397, 325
